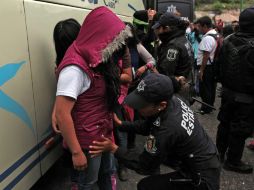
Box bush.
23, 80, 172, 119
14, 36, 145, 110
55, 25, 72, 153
212, 1, 225, 11
220, 0, 241, 3
220, 0, 231, 3
196, 0, 215, 4
195, 0, 245, 11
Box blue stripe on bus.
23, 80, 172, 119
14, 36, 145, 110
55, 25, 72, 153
0, 133, 54, 182
3, 154, 41, 190
3, 137, 61, 190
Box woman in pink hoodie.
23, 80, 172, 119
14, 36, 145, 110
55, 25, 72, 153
55, 6, 131, 190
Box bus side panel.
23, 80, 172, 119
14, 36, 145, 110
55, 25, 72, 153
23, 0, 91, 176
0, 0, 41, 189
38, 0, 145, 17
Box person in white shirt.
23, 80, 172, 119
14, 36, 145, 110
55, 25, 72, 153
196, 16, 217, 114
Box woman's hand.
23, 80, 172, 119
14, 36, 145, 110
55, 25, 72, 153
175, 76, 187, 86
72, 151, 87, 171
89, 136, 118, 157
135, 65, 147, 77
51, 106, 61, 134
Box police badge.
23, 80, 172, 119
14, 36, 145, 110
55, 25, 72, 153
144, 135, 157, 154
137, 80, 146, 92
167, 49, 178, 61
153, 117, 160, 127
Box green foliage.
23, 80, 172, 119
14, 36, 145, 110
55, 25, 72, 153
195, 0, 251, 11
220, 0, 241, 3
196, 0, 241, 3
212, 1, 225, 11
220, 0, 231, 3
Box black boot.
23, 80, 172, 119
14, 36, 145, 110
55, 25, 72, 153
223, 161, 253, 174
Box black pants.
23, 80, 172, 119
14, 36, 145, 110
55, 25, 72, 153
216, 122, 246, 162
127, 109, 139, 149
216, 89, 254, 163
199, 66, 216, 112
137, 169, 220, 190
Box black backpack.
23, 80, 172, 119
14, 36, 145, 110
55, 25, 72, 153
223, 37, 254, 94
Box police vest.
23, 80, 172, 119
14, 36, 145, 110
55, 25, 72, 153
222, 34, 254, 95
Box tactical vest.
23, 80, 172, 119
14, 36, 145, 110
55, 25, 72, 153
222, 34, 254, 95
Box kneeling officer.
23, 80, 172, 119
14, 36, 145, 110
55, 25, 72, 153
89, 73, 220, 190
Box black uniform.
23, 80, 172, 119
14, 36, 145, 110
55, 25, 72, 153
157, 30, 193, 78
115, 96, 220, 190
157, 30, 194, 103
216, 32, 254, 165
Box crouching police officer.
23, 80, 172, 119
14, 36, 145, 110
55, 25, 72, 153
89, 73, 220, 190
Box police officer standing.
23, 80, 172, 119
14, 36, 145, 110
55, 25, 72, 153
216, 7, 254, 174
152, 12, 194, 103
152, 12, 192, 78
89, 73, 220, 190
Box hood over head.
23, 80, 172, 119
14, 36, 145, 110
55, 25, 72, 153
59, 6, 131, 70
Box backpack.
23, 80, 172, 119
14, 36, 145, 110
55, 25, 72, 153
223, 36, 254, 94
207, 33, 223, 81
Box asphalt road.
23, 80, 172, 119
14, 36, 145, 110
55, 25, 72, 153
31, 91, 254, 190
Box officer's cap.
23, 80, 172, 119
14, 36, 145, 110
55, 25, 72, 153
124, 73, 174, 110
152, 12, 181, 30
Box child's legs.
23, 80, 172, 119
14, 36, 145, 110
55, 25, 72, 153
98, 152, 117, 190
73, 150, 102, 190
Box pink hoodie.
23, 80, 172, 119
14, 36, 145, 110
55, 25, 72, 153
57, 6, 130, 149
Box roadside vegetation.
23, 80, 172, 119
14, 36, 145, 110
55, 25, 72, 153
196, 0, 254, 12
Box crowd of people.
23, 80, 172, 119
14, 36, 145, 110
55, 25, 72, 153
50, 5, 254, 190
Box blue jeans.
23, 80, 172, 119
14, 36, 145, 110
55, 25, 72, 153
72, 150, 116, 190
114, 104, 127, 149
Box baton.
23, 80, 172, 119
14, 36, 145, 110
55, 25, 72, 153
192, 97, 216, 110
128, 4, 137, 12
170, 178, 193, 182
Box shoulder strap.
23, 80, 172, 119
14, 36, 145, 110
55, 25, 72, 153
207, 33, 217, 39
206, 34, 218, 64
231, 36, 254, 53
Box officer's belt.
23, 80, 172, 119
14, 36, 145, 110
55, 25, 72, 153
223, 87, 254, 104
179, 154, 219, 185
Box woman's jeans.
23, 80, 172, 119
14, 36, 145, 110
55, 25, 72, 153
71, 150, 116, 190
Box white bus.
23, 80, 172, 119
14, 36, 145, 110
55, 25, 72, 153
0, 1, 145, 189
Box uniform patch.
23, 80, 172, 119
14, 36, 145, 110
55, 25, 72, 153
144, 135, 157, 154
167, 49, 178, 61
137, 80, 146, 92
153, 117, 160, 127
